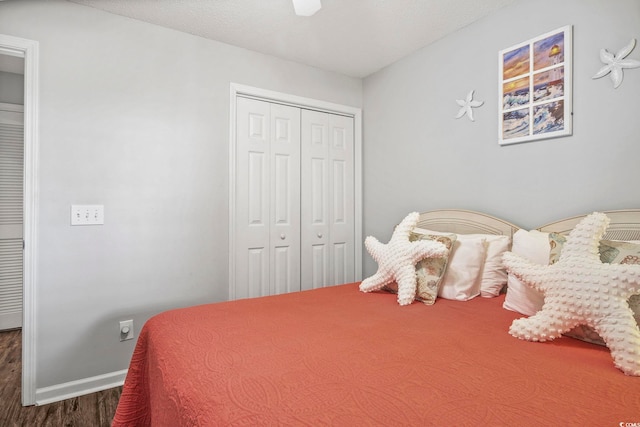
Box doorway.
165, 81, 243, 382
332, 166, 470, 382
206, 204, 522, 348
0, 34, 39, 407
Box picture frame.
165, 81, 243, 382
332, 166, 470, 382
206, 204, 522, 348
498, 25, 573, 145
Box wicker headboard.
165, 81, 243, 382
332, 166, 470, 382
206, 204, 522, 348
537, 209, 640, 241
417, 209, 520, 238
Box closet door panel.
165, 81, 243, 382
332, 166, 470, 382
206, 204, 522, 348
329, 114, 355, 284
301, 110, 329, 290
310, 158, 326, 222
246, 248, 268, 298
311, 244, 327, 288
272, 246, 292, 295
236, 98, 271, 299
270, 104, 301, 295
247, 152, 267, 225
332, 242, 348, 284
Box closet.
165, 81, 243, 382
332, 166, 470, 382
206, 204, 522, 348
233, 96, 355, 299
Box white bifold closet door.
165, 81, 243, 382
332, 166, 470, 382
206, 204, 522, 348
235, 97, 301, 299
0, 106, 24, 330
234, 97, 355, 299
300, 110, 355, 290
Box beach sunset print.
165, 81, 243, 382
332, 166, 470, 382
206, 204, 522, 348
503, 108, 529, 140
534, 31, 564, 71
499, 25, 571, 144
503, 76, 530, 110
533, 67, 564, 102
533, 100, 564, 135
503, 45, 530, 80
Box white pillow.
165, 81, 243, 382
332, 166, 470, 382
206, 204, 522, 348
414, 228, 510, 299
477, 235, 511, 297
502, 229, 549, 315
437, 237, 487, 300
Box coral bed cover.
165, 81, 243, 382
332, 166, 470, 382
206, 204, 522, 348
113, 283, 639, 426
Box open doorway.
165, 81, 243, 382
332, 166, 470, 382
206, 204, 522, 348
0, 55, 26, 413
0, 34, 39, 407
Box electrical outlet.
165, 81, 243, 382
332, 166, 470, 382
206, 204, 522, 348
119, 319, 134, 341
71, 205, 104, 225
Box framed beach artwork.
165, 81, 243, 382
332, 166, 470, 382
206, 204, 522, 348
499, 25, 573, 145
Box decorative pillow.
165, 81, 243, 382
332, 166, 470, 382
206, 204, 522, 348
477, 235, 511, 297
549, 235, 640, 346
602, 240, 640, 355
548, 232, 566, 265
414, 228, 508, 300
502, 229, 549, 315
384, 232, 456, 305
502, 212, 640, 376
550, 234, 640, 265
437, 237, 487, 301
600, 239, 640, 264
359, 212, 449, 306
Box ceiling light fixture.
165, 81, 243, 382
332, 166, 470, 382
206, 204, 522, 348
292, 0, 322, 16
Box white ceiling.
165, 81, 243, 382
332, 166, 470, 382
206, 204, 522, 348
67, 0, 516, 78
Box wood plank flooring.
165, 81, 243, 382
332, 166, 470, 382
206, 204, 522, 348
0, 329, 122, 427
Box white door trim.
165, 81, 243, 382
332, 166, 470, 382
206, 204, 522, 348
0, 34, 39, 407
229, 83, 362, 300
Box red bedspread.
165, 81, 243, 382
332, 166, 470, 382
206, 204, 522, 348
113, 283, 640, 426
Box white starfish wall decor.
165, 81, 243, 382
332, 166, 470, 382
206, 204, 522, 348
592, 38, 640, 89
455, 90, 484, 121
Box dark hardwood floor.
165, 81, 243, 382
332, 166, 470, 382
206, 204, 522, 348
0, 329, 122, 427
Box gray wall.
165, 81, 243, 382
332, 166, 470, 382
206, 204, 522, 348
362, 0, 640, 277
0, 71, 24, 104
0, 0, 361, 390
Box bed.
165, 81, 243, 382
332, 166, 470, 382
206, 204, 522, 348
113, 209, 640, 426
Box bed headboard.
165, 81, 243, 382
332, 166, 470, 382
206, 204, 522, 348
417, 208, 640, 241
417, 209, 520, 238
538, 209, 640, 241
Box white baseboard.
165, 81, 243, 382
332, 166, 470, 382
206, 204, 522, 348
35, 369, 127, 406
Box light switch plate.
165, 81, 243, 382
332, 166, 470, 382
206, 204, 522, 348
71, 205, 104, 225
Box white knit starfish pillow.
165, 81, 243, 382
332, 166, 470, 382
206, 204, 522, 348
502, 212, 640, 375
360, 212, 449, 306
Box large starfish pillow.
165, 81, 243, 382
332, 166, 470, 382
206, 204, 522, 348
360, 212, 449, 306
502, 212, 640, 375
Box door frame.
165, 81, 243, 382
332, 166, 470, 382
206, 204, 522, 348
0, 34, 39, 406
228, 83, 362, 299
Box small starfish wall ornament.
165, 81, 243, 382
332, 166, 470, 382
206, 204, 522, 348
455, 90, 484, 121
360, 212, 448, 306
592, 38, 640, 88
502, 212, 640, 375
